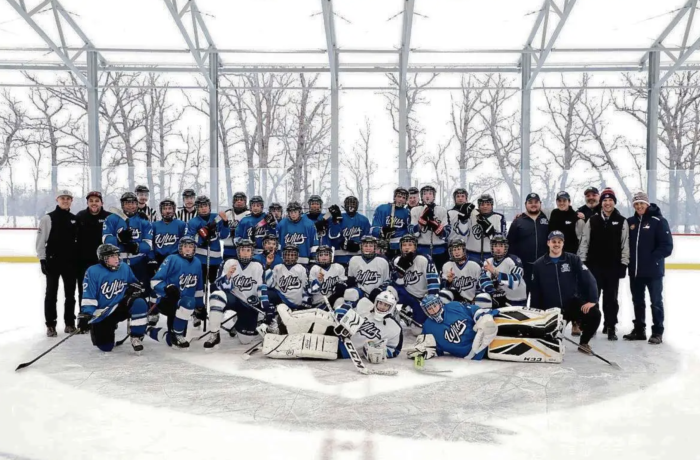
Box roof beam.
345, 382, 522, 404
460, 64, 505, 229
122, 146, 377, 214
653, 0, 700, 87
657, 34, 700, 87
641, 0, 697, 67
320, 0, 339, 90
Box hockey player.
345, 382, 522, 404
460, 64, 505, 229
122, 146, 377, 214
308, 245, 347, 308
389, 234, 440, 324
149, 199, 186, 272
440, 239, 482, 304
447, 188, 476, 245
135, 185, 157, 222
253, 233, 283, 270
207, 239, 273, 348
479, 235, 527, 307
147, 236, 204, 349
235, 195, 269, 255
185, 195, 230, 288
342, 236, 391, 309
177, 189, 197, 223
266, 244, 311, 309
222, 191, 250, 260
268, 202, 283, 224
407, 187, 420, 210
465, 193, 506, 263
306, 195, 324, 222
371, 187, 412, 258
277, 201, 319, 265
328, 196, 371, 265
102, 192, 153, 290
411, 185, 450, 271
78, 244, 148, 353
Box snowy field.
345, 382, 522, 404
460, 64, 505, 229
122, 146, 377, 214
1, 265, 698, 460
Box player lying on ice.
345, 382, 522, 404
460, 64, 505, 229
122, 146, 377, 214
261, 291, 403, 364
406, 293, 565, 364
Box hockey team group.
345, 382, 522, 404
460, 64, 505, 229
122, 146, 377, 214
33, 183, 674, 372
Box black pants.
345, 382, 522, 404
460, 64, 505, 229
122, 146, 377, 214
589, 265, 620, 329
44, 259, 77, 327
563, 299, 602, 345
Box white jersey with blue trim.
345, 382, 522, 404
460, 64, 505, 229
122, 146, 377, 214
308, 263, 347, 305
222, 208, 250, 257
350, 299, 403, 359
484, 254, 527, 305
441, 259, 482, 302
266, 263, 309, 306
465, 211, 506, 254
215, 259, 265, 305
391, 254, 439, 298
347, 255, 390, 295
410, 204, 449, 248
447, 209, 471, 244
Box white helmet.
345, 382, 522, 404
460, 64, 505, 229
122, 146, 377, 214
373, 291, 397, 321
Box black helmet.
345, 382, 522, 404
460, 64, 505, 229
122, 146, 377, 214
269, 202, 283, 213
308, 195, 323, 206
448, 239, 467, 262
408, 187, 419, 195
420, 185, 436, 204
249, 195, 264, 215
453, 188, 468, 200
283, 244, 299, 266
394, 187, 409, 200
316, 245, 333, 267
360, 235, 378, 259
195, 195, 211, 208
262, 233, 278, 251
344, 196, 359, 214
178, 236, 196, 260
233, 191, 247, 202
135, 185, 149, 194
182, 188, 196, 199
159, 198, 176, 222
120, 192, 138, 217
490, 235, 509, 262
97, 244, 120, 270
477, 193, 494, 206
399, 234, 418, 255
287, 201, 302, 222
236, 239, 255, 264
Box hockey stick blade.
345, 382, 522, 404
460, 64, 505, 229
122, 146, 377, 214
242, 339, 264, 361
15, 330, 80, 371
190, 312, 237, 343
561, 335, 622, 370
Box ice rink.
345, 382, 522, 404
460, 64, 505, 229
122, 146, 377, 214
1, 264, 698, 460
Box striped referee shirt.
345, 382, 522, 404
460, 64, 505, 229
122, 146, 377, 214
177, 206, 198, 223
138, 204, 157, 223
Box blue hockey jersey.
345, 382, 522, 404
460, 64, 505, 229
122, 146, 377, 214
422, 302, 498, 360
253, 252, 283, 270
235, 213, 270, 254
277, 217, 319, 265
328, 212, 371, 264
371, 203, 412, 250
150, 253, 204, 308
81, 262, 139, 323
151, 219, 186, 260
102, 213, 153, 264
185, 214, 231, 266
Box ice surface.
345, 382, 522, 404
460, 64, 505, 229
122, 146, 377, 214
1, 265, 698, 460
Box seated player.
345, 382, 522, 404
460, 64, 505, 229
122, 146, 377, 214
206, 239, 273, 348
308, 245, 347, 308
479, 235, 527, 307
266, 244, 311, 309
78, 244, 148, 354
341, 236, 390, 309
147, 236, 204, 349
253, 233, 282, 270
388, 234, 439, 324
440, 239, 482, 304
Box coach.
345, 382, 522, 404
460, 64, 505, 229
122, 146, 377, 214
507, 192, 549, 295
75, 191, 111, 306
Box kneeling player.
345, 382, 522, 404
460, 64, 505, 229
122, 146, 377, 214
341, 236, 390, 309
389, 234, 439, 324
308, 245, 347, 308
253, 233, 282, 269
266, 244, 311, 309
440, 239, 481, 304
479, 236, 527, 307
148, 236, 204, 349
78, 244, 148, 354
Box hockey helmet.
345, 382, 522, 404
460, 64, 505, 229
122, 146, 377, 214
159, 198, 176, 222
233, 191, 247, 212
178, 236, 196, 260
373, 291, 397, 321
360, 235, 378, 259
249, 195, 264, 215
262, 233, 279, 252
420, 185, 436, 204
448, 239, 467, 262
269, 202, 283, 214
195, 195, 211, 215
135, 185, 149, 194
316, 245, 333, 267
477, 193, 494, 206
120, 192, 138, 216
421, 294, 444, 323
236, 238, 255, 264
408, 187, 420, 196
308, 194, 323, 206
344, 196, 359, 214
283, 244, 300, 266
453, 188, 468, 202
182, 188, 196, 199
394, 187, 409, 200
399, 234, 418, 255
490, 235, 509, 262
97, 243, 121, 270
286, 201, 303, 222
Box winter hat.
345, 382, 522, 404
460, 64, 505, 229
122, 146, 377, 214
600, 187, 617, 204
633, 191, 650, 206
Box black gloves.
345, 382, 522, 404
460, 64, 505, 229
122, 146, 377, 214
492, 289, 507, 309
77, 313, 92, 333
457, 203, 475, 223
165, 284, 180, 301
343, 239, 360, 252
40, 259, 48, 275
368, 287, 383, 302
329, 205, 342, 223
264, 213, 277, 229
148, 259, 159, 278
126, 242, 140, 255
117, 228, 133, 244
125, 283, 144, 301
395, 253, 415, 275
314, 219, 328, 234
381, 226, 395, 239
619, 264, 627, 279
477, 215, 495, 237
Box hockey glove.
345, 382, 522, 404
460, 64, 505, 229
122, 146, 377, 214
40, 259, 47, 275
427, 219, 444, 235
77, 313, 92, 333
364, 340, 388, 364
314, 219, 328, 234
368, 287, 384, 302
334, 309, 365, 338
395, 253, 415, 275
165, 284, 180, 301
329, 205, 342, 223
117, 228, 133, 244
343, 239, 360, 252
405, 334, 437, 360
477, 215, 495, 237
381, 226, 395, 239
205, 221, 218, 240
126, 242, 140, 255
458, 203, 475, 223
492, 288, 508, 309
193, 306, 207, 321
469, 313, 497, 360
619, 264, 628, 279
125, 282, 144, 301
147, 259, 159, 278
264, 213, 277, 229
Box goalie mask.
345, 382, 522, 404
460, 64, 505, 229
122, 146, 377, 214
448, 239, 467, 263
159, 198, 176, 222
343, 196, 359, 216
421, 294, 444, 323
360, 235, 378, 260
236, 239, 255, 264
178, 236, 196, 260
399, 234, 417, 256
283, 244, 299, 266
420, 185, 436, 205
97, 244, 121, 271
373, 291, 397, 322
491, 235, 509, 262
316, 245, 333, 268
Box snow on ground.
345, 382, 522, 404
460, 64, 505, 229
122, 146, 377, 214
0, 264, 698, 460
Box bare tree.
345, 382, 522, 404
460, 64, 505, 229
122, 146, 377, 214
342, 118, 381, 211
450, 75, 487, 187
0, 91, 25, 170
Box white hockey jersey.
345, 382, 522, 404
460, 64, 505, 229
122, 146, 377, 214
347, 256, 390, 295
216, 259, 265, 304
485, 255, 527, 306
308, 263, 347, 306
465, 211, 506, 255
222, 209, 251, 255
267, 264, 309, 307
447, 209, 471, 244
392, 254, 440, 298
441, 260, 482, 302
351, 298, 403, 359
410, 204, 449, 248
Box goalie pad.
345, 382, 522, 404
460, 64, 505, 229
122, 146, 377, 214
355, 297, 374, 318
493, 307, 563, 339
468, 314, 498, 360
405, 334, 438, 360
277, 304, 335, 336
262, 333, 339, 360
487, 335, 563, 364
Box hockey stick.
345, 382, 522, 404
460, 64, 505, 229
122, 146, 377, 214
204, 244, 210, 332
15, 330, 81, 371
321, 295, 397, 376
561, 335, 622, 369
114, 287, 152, 347
190, 312, 237, 343
241, 339, 263, 361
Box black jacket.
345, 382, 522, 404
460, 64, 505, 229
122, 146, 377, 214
627, 204, 673, 279
76, 208, 112, 265
548, 206, 582, 254
507, 212, 550, 265
579, 208, 630, 267
530, 252, 598, 310
35, 206, 78, 262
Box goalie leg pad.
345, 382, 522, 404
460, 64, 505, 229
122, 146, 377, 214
277, 304, 336, 335
494, 307, 563, 339
262, 333, 339, 360
488, 335, 563, 364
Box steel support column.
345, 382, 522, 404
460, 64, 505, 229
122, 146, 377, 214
398, 0, 415, 187
87, 50, 100, 192
209, 51, 219, 210
647, 51, 660, 203
520, 52, 532, 205
321, 0, 339, 203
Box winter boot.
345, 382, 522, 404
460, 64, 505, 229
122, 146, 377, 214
571, 321, 581, 337
131, 336, 144, 353
648, 334, 663, 345
46, 326, 57, 337
601, 326, 609, 335
64, 325, 76, 334
607, 326, 618, 341
578, 342, 593, 355
204, 331, 220, 350
623, 328, 647, 341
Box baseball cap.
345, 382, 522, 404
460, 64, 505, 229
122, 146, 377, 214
584, 186, 599, 195
525, 192, 541, 202
86, 191, 103, 202
56, 190, 73, 199
548, 230, 565, 241
556, 191, 571, 201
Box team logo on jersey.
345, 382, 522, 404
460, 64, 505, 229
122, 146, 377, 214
356, 269, 381, 285
285, 233, 307, 246
444, 319, 468, 344
321, 276, 340, 294
471, 224, 484, 240
560, 263, 571, 273
247, 225, 268, 240
403, 270, 423, 286
540, 218, 549, 225
385, 215, 405, 228
358, 321, 381, 340
155, 233, 178, 248
452, 276, 477, 291
100, 279, 127, 300
232, 275, 256, 292
342, 227, 362, 240
277, 275, 302, 292
179, 273, 198, 290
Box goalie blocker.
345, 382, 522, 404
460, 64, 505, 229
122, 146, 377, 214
487, 307, 564, 364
